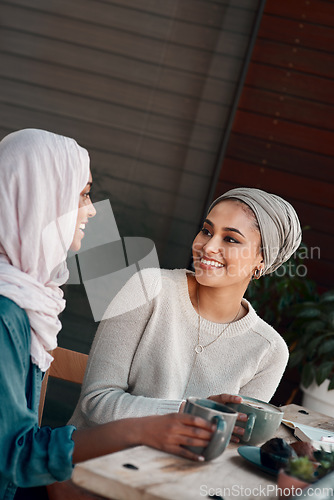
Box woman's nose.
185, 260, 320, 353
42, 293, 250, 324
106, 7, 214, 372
88, 201, 97, 218
203, 236, 221, 254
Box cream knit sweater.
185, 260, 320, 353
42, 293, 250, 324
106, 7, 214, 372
69, 269, 289, 429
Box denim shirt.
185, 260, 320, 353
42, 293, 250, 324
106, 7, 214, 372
0, 296, 76, 500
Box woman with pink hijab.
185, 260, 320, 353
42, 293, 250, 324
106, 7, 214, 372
0, 129, 215, 500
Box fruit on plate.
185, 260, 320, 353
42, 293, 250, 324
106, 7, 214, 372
260, 438, 297, 470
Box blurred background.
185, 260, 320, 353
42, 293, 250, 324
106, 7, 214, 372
1, 0, 333, 424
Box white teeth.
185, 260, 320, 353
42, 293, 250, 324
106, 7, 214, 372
79, 223, 86, 230
201, 258, 224, 268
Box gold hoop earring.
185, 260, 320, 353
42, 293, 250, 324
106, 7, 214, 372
253, 269, 262, 280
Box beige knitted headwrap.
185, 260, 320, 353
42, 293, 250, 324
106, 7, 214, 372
208, 187, 302, 275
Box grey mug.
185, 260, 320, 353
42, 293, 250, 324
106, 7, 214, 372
183, 397, 238, 461
226, 395, 284, 446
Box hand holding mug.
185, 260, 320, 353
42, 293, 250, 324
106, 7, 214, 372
136, 413, 215, 461
225, 395, 284, 445
208, 393, 248, 443
183, 397, 238, 461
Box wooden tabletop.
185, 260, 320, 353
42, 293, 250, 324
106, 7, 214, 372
71, 404, 334, 500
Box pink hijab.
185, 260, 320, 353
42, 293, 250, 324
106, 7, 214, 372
0, 129, 89, 370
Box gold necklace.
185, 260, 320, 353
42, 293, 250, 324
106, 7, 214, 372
194, 286, 242, 354
181, 286, 242, 398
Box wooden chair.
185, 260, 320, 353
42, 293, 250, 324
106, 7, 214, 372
39, 348, 105, 499
38, 346, 88, 425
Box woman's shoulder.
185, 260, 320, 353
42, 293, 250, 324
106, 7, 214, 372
246, 300, 289, 351
0, 295, 29, 324
160, 268, 188, 283
0, 295, 30, 348
118, 267, 183, 290
138, 267, 188, 288
101, 268, 188, 320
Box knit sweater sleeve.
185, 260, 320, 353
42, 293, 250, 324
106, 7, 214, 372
74, 270, 183, 425
239, 327, 289, 403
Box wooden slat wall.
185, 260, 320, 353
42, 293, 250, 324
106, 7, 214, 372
0, 0, 260, 268
214, 0, 334, 289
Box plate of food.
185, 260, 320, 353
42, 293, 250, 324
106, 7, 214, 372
238, 438, 298, 476
237, 446, 278, 476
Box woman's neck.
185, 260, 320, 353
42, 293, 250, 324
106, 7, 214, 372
187, 274, 248, 323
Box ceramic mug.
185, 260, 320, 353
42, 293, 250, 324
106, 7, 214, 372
226, 395, 284, 446
183, 397, 238, 461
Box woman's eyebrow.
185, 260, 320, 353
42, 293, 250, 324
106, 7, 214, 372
224, 227, 245, 238
204, 219, 245, 238
203, 218, 213, 227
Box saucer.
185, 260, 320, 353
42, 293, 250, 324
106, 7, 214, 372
237, 446, 278, 476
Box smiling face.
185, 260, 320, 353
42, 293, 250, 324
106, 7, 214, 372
70, 170, 96, 252
192, 199, 264, 290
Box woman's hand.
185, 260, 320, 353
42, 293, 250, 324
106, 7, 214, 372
136, 413, 215, 461
208, 393, 248, 443
72, 413, 213, 463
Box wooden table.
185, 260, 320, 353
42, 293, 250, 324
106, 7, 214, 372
71, 405, 334, 500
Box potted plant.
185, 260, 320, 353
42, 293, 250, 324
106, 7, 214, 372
246, 243, 316, 329
245, 242, 317, 405
246, 241, 334, 411
284, 289, 334, 415
277, 449, 334, 498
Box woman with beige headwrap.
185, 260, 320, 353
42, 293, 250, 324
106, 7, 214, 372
70, 187, 302, 439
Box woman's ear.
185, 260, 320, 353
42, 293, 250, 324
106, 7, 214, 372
259, 253, 264, 267
259, 258, 265, 274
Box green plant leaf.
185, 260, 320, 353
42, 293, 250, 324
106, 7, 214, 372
296, 308, 321, 319
327, 312, 334, 329
320, 290, 334, 303
289, 457, 316, 482
307, 336, 325, 354
288, 302, 317, 314
305, 320, 326, 336
318, 339, 334, 356
278, 295, 288, 310
302, 363, 315, 388
289, 350, 305, 368
315, 362, 334, 385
